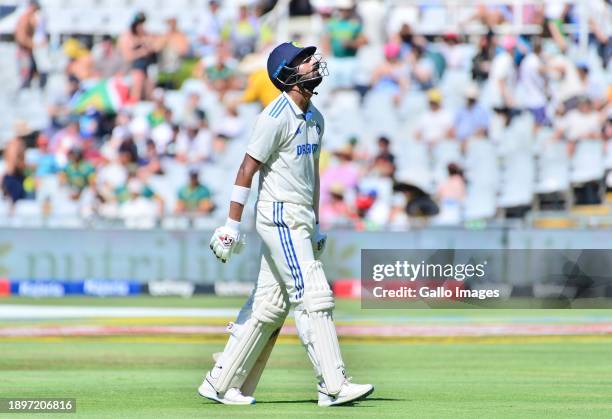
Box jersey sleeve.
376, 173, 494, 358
246, 113, 284, 164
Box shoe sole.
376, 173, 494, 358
319, 385, 375, 407
198, 387, 256, 406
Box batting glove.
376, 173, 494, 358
313, 223, 327, 259
210, 218, 245, 263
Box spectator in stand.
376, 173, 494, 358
471, 32, 495, 84
395, 23, 416, 57
440, 33, 468, 71
175, 118, 213, 165
453, 83, 490, 143
147, 88, 168, 128
118, 12, 157, 101
157, 17, 190, 89
180, 92, 206, 126
151, 108, 175, 155
115, 174, 164, 217
394, 172, 439, 218
576, 62, 607, 110
547, 51, 583, 113
370, 42, 410, 105
96, 154, 128, 204
373, 136, 395, 165
139, 139, 163, 177
118, 177, 161, 228
471, 4, 513, 27
241, 66, 280, 107
47, 76, 81, 133
14, 0, 41, 90
486, 35, 517, 111
91, 35, 124, 79
319, 183, 356, 229
1, 132, 27, 204
195, 44, 240, 100
176, 170, 214, 214
118, 135, 140, 169
408, 44, 437, 90
388, 193, 409, 230
518, 38, 549, 127
59, 148, 96, 200
322, 0, 368, 90
222, 2, 261, 59
63, 37, 95, 82
415, 89, 454, 145
31, 7, 49, 90
435, 163, 466, 225
554, 96, 604, 155
195, 0, 225, 57
215, 103, 245, 141
32, 134, 58, 187
50, 117, 81, 167
320, 143, 360, 206
240, 57, 280, 107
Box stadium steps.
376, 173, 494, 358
570, 205, 610, 217
531, 217, 577, 229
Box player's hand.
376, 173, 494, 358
210, 219, 245, 263
313, 223, 327, 259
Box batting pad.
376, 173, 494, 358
302, 261, 346, 395
210, 288, 288, 393
241, 328, 280, 396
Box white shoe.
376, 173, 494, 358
198, 377, 256, 405
318, 381, 374, 407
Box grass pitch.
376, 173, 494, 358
1, 297, 612, 418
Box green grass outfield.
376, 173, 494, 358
1, 297, 612, 418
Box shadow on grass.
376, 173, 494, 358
255, 397, 402, 405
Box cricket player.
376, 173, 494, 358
198, 42, 374, 406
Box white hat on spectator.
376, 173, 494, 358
129, 117, 150, 138
335, 0, 355, 9
151, 123, 173, 152
152, 88, 165, 102
127, 179, 144, 195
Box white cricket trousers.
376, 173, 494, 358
254, 200, 317, 303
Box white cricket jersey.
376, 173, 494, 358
246, 92, 324, 207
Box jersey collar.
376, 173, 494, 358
282, 92, 310, 118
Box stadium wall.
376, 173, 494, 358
1, 228, 611, 287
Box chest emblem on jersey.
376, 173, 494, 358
296, 143, 318, 156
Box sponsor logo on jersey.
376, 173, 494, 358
296, 143, 318, 156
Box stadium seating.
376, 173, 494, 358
571, 140, 605, 184
535, 141, 570, 194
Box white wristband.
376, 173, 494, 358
230, 185, 250, 205
225, 217, 241, 232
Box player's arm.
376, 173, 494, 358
210, 113, 280, 263
228, 154, 262, 223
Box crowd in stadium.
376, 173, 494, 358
0, 0, 610, 229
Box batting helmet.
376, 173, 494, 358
266, 42, 328, 92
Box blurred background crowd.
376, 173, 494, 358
0, 0, 610, 230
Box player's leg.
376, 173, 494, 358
266, 201, 373, 406
228, 254, 285, 397
295, 260, 374, 406
199, 254, 290, 404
